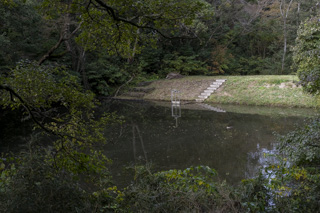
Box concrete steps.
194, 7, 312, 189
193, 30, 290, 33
196, 79, 226, 102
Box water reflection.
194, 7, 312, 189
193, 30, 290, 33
103, 100, 309, 185
131, 123, 148, 163
0, 100, 316, 187
171, 103, 181, 128
245, 143, 278, 179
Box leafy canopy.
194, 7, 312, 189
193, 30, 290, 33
293, 15, 320, 95
0, 61, 117, 180
40, 0, 209, 56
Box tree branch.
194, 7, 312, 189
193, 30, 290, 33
0, 85, 54, 135
0, 85, 88, 144
38, 21, 82, 65
114, 75, 134, 97
91, 0, 197, 40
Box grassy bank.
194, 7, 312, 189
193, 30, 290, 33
208, 75, 318, 108
141, 75, 318, 108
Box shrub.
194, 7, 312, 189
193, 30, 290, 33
293, 15, 320, 95
0, 146, 93, 212
119, 165, 241, 213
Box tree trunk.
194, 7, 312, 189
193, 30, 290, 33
281, 18, 287, 74
77, 48, 90, 90
279, 0, 293, 74
297, 2, 300, 26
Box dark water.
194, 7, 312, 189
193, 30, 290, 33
101, 100, 312, 185
0, 101, 315, 185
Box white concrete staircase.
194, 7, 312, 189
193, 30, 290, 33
195, 79, 226, 102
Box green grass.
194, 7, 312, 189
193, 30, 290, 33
143, 76, 217, 101
207, 75, 318, 108
141, 75, 319, 108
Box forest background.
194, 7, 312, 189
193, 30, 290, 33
1, 0, 319, 96
1, 0, 320, 212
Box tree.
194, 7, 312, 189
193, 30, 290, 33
38, 0, 209, 56
0, 61, 116, 176
278, 0, 294, 74
35, 0, 209, 91
292, 15, 320, 94
0, 0, 45, 71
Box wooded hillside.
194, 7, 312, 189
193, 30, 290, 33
1, 0, 319, 95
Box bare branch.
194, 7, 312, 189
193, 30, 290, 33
38, 20, 82, 65
286, 0, 294, 18
114, 75, 134, 97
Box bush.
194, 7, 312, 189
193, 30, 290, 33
0, 146, 93, 212
277, 118, 320, 166
293, 15, 320, 95
264, 118, 320, 212
119, 165, 241, 213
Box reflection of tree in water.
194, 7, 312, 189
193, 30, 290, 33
102, 101, 307, 184
132, 123, 148, 163
245, 142, 279, 179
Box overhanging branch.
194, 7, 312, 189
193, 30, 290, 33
0, 85, 87, 144
91, 0, 196, 40
0, 85, 54, 134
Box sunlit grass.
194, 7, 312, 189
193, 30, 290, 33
208, 75, 318, 108
139, 75, 318, 108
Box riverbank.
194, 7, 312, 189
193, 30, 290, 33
119, 75, 318, 108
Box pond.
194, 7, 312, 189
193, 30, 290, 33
0, 100, 316, 186
100, 100, 314, 185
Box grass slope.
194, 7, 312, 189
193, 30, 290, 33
143, 76, 216, 101
143, 75, 318, 108
208, 75, 318, 108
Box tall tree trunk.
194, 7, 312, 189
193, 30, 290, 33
63, 16, 89, 90
296, 2, 300, 26
77, 48, 90, 90
127, 18, 141, 64
279, 0, 294, 74
281, 18, 287, 73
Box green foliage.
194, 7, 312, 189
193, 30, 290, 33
86, 53, 132, 96
293, 15, 320, 94
207, 44, 233, 75
229, 56, 266, 75
138, 46, 163, 75
162, 53, 207, 76
1, 61, 94, 110
240, 175, 270, 212
0, 61, 119, 192
278, 118, 320, 167
0, 145, 93, 212
0, 142, 123, 212
0, 0, 45, 71
266, 163, 320, 212
0, 61, 123, 212
263, 118, 320, 212
40, 0, 208, 56
120, 165, 241, 212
